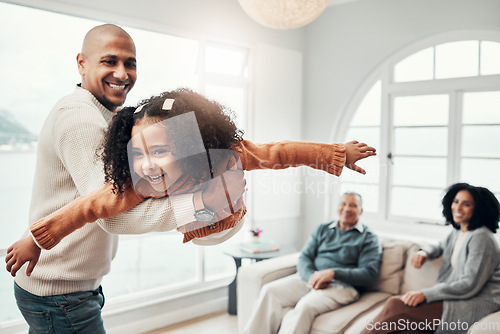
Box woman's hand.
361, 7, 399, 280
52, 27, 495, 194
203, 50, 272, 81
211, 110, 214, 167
5, 236, 41, 277
411, 250, 428, 269
400, 291, 426, 307
344, 140, 377, 174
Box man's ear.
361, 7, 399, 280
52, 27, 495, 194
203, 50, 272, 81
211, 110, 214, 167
76, 53, 86, 76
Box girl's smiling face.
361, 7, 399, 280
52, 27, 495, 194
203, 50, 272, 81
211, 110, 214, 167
130, 120, 181, 192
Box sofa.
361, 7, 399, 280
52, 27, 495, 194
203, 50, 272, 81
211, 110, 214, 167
236, 238, 500, 334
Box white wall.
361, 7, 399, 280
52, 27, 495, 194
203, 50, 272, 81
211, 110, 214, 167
250, 43, 304, 247
300, 0, 500, 242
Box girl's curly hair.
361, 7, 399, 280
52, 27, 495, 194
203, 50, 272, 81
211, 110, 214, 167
101, 88, 244, 193
442, 182, 500, 233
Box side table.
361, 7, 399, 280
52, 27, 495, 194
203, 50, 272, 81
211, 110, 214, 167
223, 243, 296, 315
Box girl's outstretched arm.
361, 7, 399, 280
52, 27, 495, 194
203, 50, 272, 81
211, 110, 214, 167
29, 183, 146, 250
236, 139, 376, 175
5, 183, 145, 275
17, 138, 376, 256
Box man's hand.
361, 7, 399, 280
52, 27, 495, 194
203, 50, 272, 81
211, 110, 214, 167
344, 140, 377, 174
410, 250, 428, 269
400, 291, 426, 307
5, 236, 41, 277
308, 269, 334, 290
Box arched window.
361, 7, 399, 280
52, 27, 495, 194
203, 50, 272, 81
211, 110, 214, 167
339, 32, 500, 225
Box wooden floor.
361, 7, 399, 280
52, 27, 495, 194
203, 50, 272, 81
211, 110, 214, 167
145, 311, 238, 334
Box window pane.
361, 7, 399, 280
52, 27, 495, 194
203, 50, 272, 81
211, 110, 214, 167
0, 269, 22, 321
0, 152, 36, 246
0, 3, 100, 135
392, 157, 447, 188
127, 30, 199, 104
435, 41, 479, 79
205, 45, 247, 76
394, 48, 433, 82
0, 4, 104, 323
341, 156, 380, 184
103, 234, 198, 297
463, 91, 500, 124
461, 158, 500, 193
393, 127, 447, 156
205, 242, 238, 281
480, 41, 500, 75
390, 187, 443, 221
462, 126, 500, 158
205, 85, 246, 130
350, 81, 381, 126
393, 95, 449, 126
340, 182, 379, 213
345, 127, 380, 151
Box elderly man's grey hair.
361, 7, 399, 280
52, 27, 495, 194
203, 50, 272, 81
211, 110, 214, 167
342, 192, 363, 208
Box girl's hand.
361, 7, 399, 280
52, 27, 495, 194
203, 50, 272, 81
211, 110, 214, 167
5, 236, 41, 277
411, 250, 428, 269
344, 140, 377, 174
400, 291, 426, 307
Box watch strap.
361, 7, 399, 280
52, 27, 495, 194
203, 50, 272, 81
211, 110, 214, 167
193, 191, 205, 212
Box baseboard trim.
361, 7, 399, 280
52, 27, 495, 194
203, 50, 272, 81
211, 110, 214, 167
103, 285, 229, 333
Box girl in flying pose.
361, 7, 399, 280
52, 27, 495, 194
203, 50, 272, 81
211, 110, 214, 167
6, 88, 376, 277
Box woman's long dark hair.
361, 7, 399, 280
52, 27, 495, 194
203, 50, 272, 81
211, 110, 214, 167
442, 182, 500, 233
101, 88, 244, 193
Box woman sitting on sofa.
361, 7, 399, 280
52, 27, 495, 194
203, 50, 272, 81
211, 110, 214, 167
362, 182, 500, 334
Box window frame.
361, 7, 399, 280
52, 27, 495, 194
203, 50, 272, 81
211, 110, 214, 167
330, 29, 500, 230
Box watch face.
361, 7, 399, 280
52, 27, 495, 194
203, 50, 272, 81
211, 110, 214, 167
195, 209, 215, 222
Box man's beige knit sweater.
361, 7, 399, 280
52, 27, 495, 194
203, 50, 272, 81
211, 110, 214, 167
15, 86, 194, 296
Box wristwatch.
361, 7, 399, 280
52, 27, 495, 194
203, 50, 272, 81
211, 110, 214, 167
193, 191, 215, 222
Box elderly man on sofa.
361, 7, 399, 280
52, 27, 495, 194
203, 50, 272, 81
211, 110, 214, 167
244, 192, 383, 334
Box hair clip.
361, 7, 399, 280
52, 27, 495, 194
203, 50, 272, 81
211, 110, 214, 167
162, 98, 175, 111
134, 103, 147, 114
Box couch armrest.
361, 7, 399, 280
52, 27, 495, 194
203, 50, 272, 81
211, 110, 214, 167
237, 252, 300, 333
468, 311, 500, 334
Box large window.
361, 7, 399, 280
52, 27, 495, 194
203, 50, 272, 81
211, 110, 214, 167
0, 2, 250, 324
341, 35, 500, 225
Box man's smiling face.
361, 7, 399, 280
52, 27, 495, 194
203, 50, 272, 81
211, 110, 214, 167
77, 33, 136, 111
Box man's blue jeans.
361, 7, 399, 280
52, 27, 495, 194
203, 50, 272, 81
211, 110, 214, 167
14, 282, 105, 334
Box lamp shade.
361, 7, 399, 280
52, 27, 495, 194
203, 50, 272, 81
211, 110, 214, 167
238, 0, 329, 30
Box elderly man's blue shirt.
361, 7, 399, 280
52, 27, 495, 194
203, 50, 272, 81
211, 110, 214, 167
297, 221, 382, 289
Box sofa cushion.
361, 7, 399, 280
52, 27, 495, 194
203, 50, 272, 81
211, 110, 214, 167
468, 311, 500, 334
368, 240, 406, 295
237, 252, 300, 333
343, 302, 386, 334
311, 292, 391, 334
401, 245, 441, 293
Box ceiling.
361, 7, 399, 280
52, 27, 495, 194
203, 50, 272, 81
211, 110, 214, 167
328, 0, 359, 7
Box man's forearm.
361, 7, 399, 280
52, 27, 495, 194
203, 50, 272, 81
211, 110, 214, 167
31, 184, 145, 249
